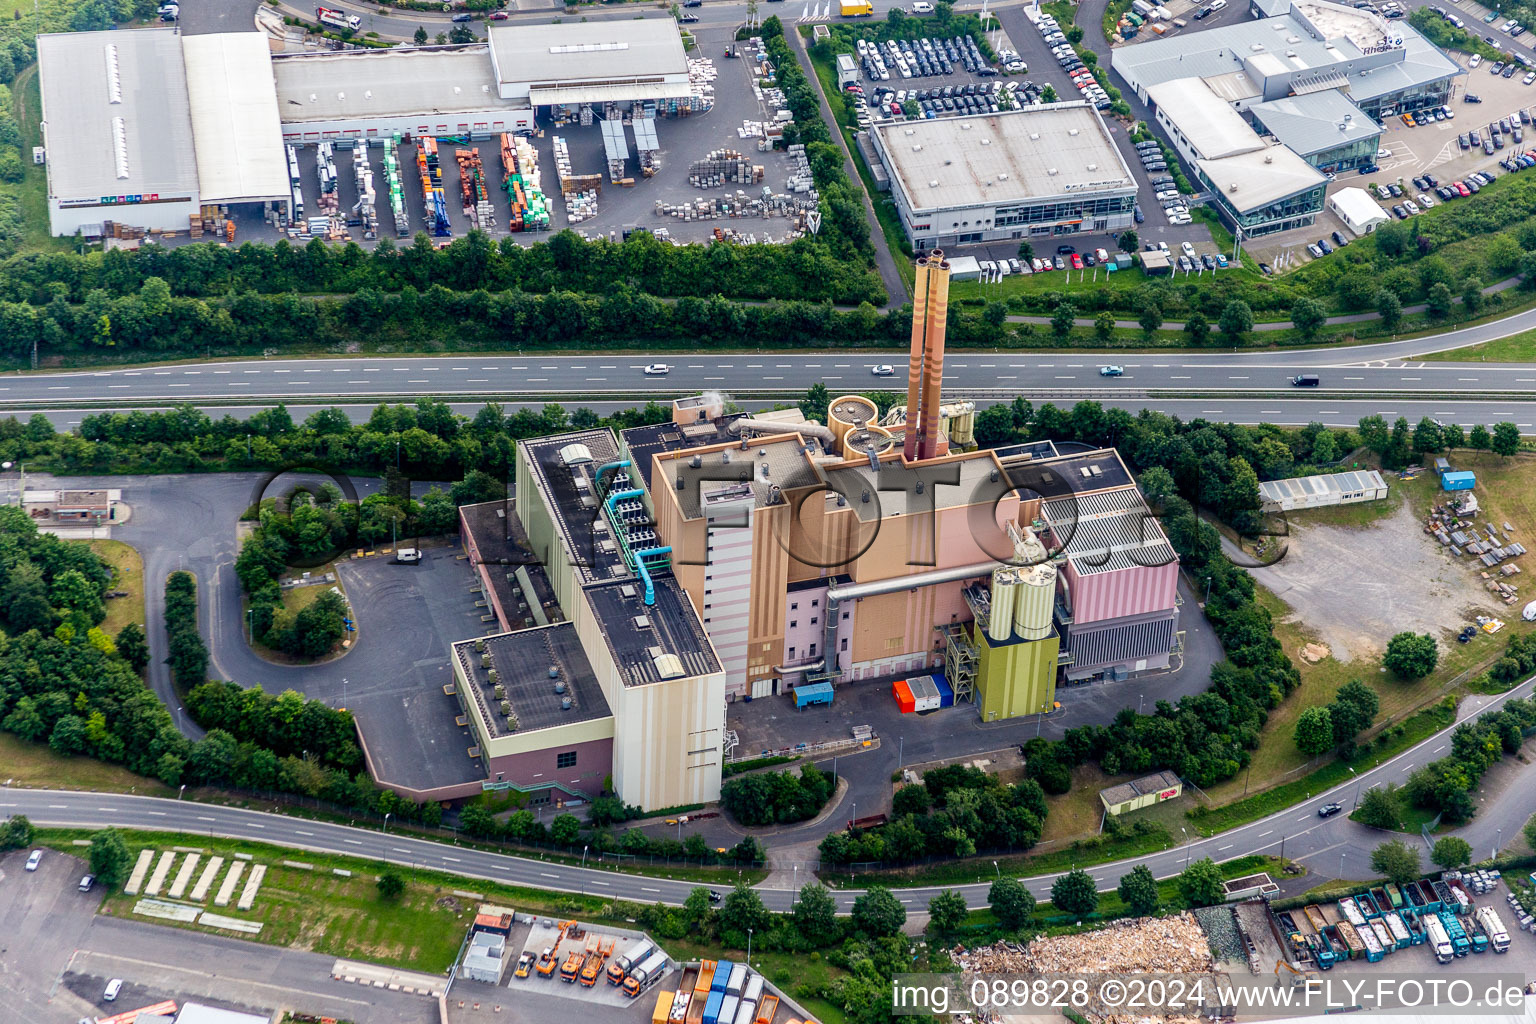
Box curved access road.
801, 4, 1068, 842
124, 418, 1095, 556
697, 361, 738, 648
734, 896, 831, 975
4, 673, 1528, 910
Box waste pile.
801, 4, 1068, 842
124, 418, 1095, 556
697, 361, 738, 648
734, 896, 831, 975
1192, 905, 1245, 964
952, 913, 1216, 974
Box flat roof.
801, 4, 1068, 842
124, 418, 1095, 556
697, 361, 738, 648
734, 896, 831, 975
1329, 185, 1388, 221
523, 429, 633, 587
1100, 770, 1182, 806
488, 19, 687, 86
1252, 91, 1381, 156
823, 451, 1014, 523
1258, 469, 1386, 501
453, 623, 612, 736
1147, 77, 1266, 160
875, 103, 1135, 214
659, 435, 822, 520
37, 28, 199, 201
586, 577, 720, 688
181, 33, 288, 203
1199, 144, 1327, 212
272, 45, 519, 123
460, 499, 563, 631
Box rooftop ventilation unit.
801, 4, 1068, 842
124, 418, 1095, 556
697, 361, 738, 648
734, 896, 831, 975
548, 665, 560, 678
550, 41, 630, 53
111, 117, 129, 180
633, 615, 651, 629
652, 653, 685, 680
561, 696, 573, 710
554, 680, 567, 694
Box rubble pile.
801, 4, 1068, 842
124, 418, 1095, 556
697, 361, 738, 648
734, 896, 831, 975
953, 913, 1216, 974
1192, 905, 1245, 963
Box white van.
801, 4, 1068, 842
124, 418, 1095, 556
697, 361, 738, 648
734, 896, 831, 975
103, 979, 123, 1002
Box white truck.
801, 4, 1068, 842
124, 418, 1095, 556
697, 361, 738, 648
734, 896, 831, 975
1423, 913, 1455, 964
607, 938, 656, 985
1476, 906, 1511, 953
316, 6, 361, 29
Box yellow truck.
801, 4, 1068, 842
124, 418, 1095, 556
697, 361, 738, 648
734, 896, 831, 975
839, 0, 873, 15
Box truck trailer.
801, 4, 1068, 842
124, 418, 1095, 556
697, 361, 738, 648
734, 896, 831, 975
839, 0, 873, 14
1438, 911, 1470, 957
315, 6, 361, 28
610, 939, 658, 985
1424, 914, 1454, 963
1476, 907, 1511, 952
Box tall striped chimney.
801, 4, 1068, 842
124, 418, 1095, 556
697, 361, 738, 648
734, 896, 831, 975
903, 249, 951, 462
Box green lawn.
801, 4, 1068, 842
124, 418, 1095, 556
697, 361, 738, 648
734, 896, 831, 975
1420, 324, 1536, 362
0, 732, 170, 794
8, 65, 69, 253
89, 539, 145, 636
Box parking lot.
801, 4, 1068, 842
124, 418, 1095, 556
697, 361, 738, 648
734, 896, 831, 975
491, 920, 665, 1011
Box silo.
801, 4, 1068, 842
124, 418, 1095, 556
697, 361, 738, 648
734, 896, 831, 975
988, 567, 1018, 643
827, 395, 879, 454
1012, 562, 1057, 641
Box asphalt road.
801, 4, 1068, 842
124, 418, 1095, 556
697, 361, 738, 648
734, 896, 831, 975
4, 672, 1529, 910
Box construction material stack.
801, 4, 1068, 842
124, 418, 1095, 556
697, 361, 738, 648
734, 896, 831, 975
688, 149, 763, 189
353, 144, 378, 240
500, 133, 550, 232
455, 146, 497, 230
601, 120, 631, 183
316, 141, 340, 219
552, 135, 601, 224
384, 134, 408, 236
286, 144, 304, 227
633, 117, 662, 176
418, 137, 450, 237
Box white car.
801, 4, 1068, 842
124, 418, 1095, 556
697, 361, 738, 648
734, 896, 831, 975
1377, 147, 1392, 158
1418, 192, 1436, 207
911, 0, 933, 10
643, 363, 671, 375
1471, 53, 1483, 67
25, 850, 41, 871
871, 364, 896, 376
1403, 199, 1419, 214
1181, 241, 1196, 257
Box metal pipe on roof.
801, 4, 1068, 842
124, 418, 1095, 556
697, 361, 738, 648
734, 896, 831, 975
728, 417, 836, 446
634, 546, 672, 606
595, 459, 631, 489
604, 487, 645, 515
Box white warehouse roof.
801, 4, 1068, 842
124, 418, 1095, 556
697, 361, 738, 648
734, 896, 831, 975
1329, 186, 1387, 224
273, 46, 517, 122
37, 28, 199, 201
182, 33, 289, 203
488, 19, 687, 88
1146, 77, 1265, 160
1198, 145, 1326, 212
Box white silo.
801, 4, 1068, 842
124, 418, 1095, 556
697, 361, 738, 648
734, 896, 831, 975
1012, 561, 1056, 641
988, 567, 1017, 643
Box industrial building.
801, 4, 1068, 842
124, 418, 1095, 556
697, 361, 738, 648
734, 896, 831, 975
37, 19, 697, 238
1257, 469, 1388, 511
1118, 0, 1460, 233
429, 252, 1177, 809
37, 29, 288, 238
1099, 770, 1183, 815
870, 103, 1137, 248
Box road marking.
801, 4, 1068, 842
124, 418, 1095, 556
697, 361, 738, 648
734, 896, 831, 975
442, 855, 461, 862
49, 804, 69, 809
154, 371, 172, 375
586, 378, 606, 382
1317, 410, 1338, 414
227, 383, 249, 387
1229, 376, 1249, 379
349, 380, 368, 384
642, 887, 660, 893
393, 848, 410, 854
344, 839, 362, 845
196, 815, 216, 821
273, 369, 289, 373
1054, 375, 1075, 379
468, 378, 488, 382
1345, 376, 1364, 380
1218, 844, 1233, 851
1260, 410, 1281, 414
48, 385, 68, 389
183, 371, 200, 375
97, 807, 114, 811
109, 385, 129, 388
1402, 763, 1413, 771
528, 378, 547, 383
167, 383, 190, 388
540, 872, 560, 879
590, 880, 610, 886
765, 376, 784, 380
1258, 830, 1273, 837
1171, 375, 1191, 379
1201, 410, 1223, 414
1401, 376, 1422, 380
146, 811, 166, 816
249, 823, 265, 829
244, 369, 261, 374
409, 380, 429, 384
1459, 378, 1479, 381
1297, 816, 1309, 822
296, 829, 313, 836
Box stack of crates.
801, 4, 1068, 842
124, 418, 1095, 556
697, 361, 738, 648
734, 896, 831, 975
501, 133, 550, 232
385, 134, 408, 236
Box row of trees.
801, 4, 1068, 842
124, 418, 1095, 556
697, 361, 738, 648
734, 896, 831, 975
456, 801, 766, 865
164, 572, 208, 692
184, 680, 361, 775
1358, 414, 1523, 471
1399, 696, 1536, 823
721, 763, 835, 826
818, 765, 1048, 865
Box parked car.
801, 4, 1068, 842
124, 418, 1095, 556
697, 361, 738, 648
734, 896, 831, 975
451, 11, 473, 20
25, 850, 41, 871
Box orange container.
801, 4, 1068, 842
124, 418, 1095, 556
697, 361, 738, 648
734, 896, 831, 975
891, 679, 915, 714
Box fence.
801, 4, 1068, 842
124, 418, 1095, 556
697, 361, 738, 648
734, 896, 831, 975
726, 734, 872, 763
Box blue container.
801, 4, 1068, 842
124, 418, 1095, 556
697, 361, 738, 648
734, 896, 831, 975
703, 991, 725, 1024
933, 674, 954, 709
1441, 471, 1475, 492
710, 961, 733, 994
793, 682, 834, 708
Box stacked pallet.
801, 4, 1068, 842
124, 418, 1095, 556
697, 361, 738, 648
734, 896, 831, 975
500, 133, 550, 232
455, 147, 496, 230
384, 133, 408, 236
552, 136, 601, 223
687, 149, 763, 189
353, 145, 378, 240
315, 142, 340, 217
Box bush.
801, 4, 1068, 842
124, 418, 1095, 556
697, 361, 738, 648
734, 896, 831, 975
1383, 632, 1438, 680
1051, 869, 1099, 917
721, 764, 834, 826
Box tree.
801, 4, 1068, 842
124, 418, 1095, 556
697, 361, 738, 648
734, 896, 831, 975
1469, 423, 1492, 451
720, 882, 772, 939
1094, 311, 1115, 344
1371, 839, 1421, 884
1177, 857, 1225, 908
1461, 277, 1484, 316
1492, 421, 1522, 456
1051, 301, 1076, 339
1294, 705, 1334, 757
1442, 423, 1465, 450
794, 883, 841, 946
114, 622, 148, 673
0, 815, 34, 850
1431, 836, 1473, 870
1218, 300, 1253, 344
1117, 864, 1160, 917
1041, 83, 1057, 103
1355, 784, 1404, 830
988, 876, 1035, 930
1329, 679, 1379, 750
1184, 311, 1209, 346
1291, 297, 1326, 341
459, 804, 499, 839
1383, 632, 1438, 680
413, 25, 427, 43
88, 828, 132, 887
1524, 814, 1536, 852
1138, 300, 1163, 340
1119, 230, 1139, 253
852, 885, 906, 937
1376, 289, 1403, 332
549, 812, 581, 845
1425, 282, 1453, 319
1412, 416, 1444, 454
377, 870, 405, 899
927, 889, 969, 938
1017, 240, 1034, 263
1051, 868, 1098, 917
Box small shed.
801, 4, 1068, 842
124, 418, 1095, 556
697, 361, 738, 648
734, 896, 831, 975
1329, 186, 1388, 236
1433, 457, 1451, 474
835, 53, 859, 89
945, 255, 981, 280
1141, 249, 1172, 275
1442, 470, 1476, 492
1099, 770, 1183, 815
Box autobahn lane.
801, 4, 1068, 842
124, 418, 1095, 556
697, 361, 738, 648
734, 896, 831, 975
2, 352, 1534, 408
4, 674, 1529, 912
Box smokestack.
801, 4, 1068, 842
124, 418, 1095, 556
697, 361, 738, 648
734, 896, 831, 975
903, 249, 952, 463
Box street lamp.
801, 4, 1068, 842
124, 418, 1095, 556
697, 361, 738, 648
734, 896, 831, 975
1347, 765, 1360, 807
992, 860, 1000, 879
582, 844, 589, 870
1181, 827, 1190, 869
383, 812, 391, 833
747, 927, 753, 968
792, 865, 798, 905
1495, 827, 1503, 861
179, 784, 186, 800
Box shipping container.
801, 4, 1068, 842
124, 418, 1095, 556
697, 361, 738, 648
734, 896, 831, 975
908, 675, 941, 712
719, 994, 740, 1024
727, 965, 747, 995
703, 991, 726, 1024
891, 679, 915, 713
933, 674, 955, 708
742, 976, 764, 1006
711, 962, 733, 994
793, 682, 834, 708
734, 1000, 758, 1024
655, 991, 676, 1024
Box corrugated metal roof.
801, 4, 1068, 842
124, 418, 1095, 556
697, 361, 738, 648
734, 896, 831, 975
531, 80, 694, 106
489, 19, 688, 86
37, 29, 199, 201
1147, 78, 1266, 160
1198, 145, 1327, 214
181, 34, 289, 203
1258, 469, 1386, 501
1251, 90, 1381, 157
273, 46, 517, 122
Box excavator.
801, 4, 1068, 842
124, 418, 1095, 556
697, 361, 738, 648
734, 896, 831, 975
537, 920, 578, 978
1274, 961, 1319, 988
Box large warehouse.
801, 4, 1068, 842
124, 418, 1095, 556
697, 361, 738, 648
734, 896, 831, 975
37, 29, 288, 237
37, 19, 696, 238
870, 103, 1137, 248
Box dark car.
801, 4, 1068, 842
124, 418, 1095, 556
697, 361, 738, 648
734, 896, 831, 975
1291, 373, 1320, 387
1392, 204, 1408, 218
1317, 238, 1332, 254
1317, 802, 1344, 818
1133, 204, 1145, 224
451, 11, 473, 19
708, 890, 723, 903
1194, 5, 1213, 17
1056, 244, 1076, 254
1356, 163, 1379, 174
1332, 231, 1347, 247
1507, 63, 1520, 77
1466, 93, 1482, 103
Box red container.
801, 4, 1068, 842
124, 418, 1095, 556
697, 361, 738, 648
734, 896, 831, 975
891, 679, 915, 714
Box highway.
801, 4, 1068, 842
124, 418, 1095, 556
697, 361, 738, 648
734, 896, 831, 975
4, 673, 1529, 912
